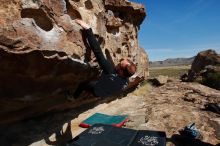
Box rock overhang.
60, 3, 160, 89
0, 0, 149, 124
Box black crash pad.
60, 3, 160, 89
67, 124, 166, 146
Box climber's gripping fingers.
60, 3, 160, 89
75, 19, 91, 30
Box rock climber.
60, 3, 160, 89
67, 19, 136, 100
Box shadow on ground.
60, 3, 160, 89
0, 96, 124, 146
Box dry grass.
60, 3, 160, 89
131, 65, 190, 96
149, 65, 190, 78
131, 82, 152, 96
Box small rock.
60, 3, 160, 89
149, 75, 169, 86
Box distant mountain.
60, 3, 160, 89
150, 57, 195, 67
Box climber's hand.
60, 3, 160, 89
75, 19, 91, 30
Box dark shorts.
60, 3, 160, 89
74, 81, 98, 98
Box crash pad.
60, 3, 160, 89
68, 124, 166, 146
79, 113, 128, 128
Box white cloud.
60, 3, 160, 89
146, 48, 173, 52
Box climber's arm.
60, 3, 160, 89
75, 19, 114, 74
84, 28, 114, 73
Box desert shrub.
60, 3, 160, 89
202, 72, 220, 90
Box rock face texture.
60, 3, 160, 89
0, 0, 148, 124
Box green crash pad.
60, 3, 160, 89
79, 113, 128, 128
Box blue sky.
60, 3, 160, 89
129, 0, 220, 61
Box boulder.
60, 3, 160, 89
182, 49, 220, 90
149, 75, 169, 86
191, 49, 220, 73
0, 0, 148, 124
